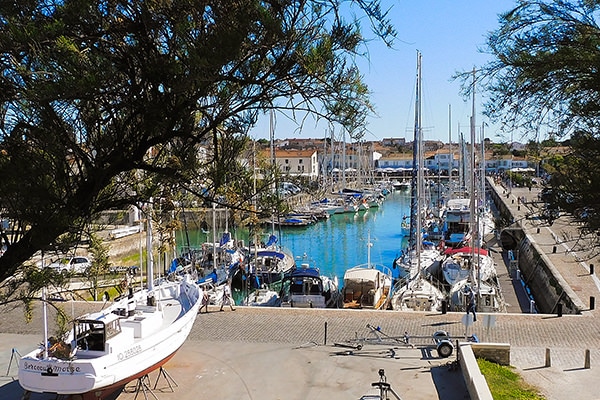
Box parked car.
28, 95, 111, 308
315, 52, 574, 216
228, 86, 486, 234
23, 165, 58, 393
46, 256, 91, 275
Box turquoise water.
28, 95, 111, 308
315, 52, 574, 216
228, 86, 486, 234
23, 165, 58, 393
176, 190, 412, 285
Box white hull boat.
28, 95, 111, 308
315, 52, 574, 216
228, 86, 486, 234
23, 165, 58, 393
342, 264, 394, 310
18, 275, 201, 399
441, 246, 496, 286
448, 278, 505, 313
243, 286, 281, 307
391, 277, 445, 312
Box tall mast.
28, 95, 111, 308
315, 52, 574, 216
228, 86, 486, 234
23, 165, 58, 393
448, 104, 452, 190
409, 50, 422, 255
469, 68, 479, 288
269, 109, 276, 236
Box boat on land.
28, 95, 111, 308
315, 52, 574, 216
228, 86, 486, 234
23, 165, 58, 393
18, 273, 201, 399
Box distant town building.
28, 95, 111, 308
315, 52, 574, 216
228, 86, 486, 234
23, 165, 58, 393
382, 138, 406, 147
272, 149, 319, 180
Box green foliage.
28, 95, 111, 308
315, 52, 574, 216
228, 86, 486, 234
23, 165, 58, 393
475, 1, 600, 135
478, 358, 545, 400
463, 0, 600, 242
0, 0, 396, 282
506, 172, 532, 188
544, 131, 600, 234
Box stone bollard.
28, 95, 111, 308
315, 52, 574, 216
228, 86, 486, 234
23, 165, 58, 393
545, 348, 551, 367
585, 349, 591, 369
557, 303, 563, 317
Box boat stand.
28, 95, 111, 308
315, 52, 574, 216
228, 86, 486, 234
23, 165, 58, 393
153, 366, 178, 392
132, 374, 159, 400
128, 367, 177, 400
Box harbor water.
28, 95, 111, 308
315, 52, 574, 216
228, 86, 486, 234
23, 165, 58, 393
176, 190, 413, 286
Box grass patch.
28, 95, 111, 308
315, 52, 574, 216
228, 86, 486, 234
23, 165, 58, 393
478, 358, 545, 400
113, 250, 145, 268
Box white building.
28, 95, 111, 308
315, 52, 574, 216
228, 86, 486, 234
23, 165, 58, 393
273, 149, 319, 180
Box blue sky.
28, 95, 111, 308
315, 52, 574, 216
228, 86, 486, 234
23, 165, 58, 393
250, 0, 519, 144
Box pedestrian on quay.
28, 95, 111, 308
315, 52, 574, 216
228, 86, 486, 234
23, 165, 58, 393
220, 280, 235, 311
465, 287, 477, 322
200, 288, 210, 313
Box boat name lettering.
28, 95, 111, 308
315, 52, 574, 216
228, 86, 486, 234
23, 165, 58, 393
117, 345, 142, 361
24, 362, 80, 374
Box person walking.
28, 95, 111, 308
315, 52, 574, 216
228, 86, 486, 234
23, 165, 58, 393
220, 281, 235, 311
199, 288, 210, 313
465, 287, 477, 322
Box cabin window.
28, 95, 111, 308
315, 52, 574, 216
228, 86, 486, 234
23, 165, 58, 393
75, 320, 106, 351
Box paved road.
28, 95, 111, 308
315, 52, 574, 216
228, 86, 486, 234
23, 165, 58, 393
1, 303, 599, 399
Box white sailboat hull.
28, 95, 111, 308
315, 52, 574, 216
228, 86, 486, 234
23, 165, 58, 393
19, 277, 200, 399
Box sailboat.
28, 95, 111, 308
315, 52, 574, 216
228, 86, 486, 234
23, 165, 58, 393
391, 51, 445, 312
18, 210, 201, 399
444, 69, 502, 312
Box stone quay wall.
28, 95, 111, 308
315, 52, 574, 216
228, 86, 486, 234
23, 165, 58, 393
487, 178, 583, 314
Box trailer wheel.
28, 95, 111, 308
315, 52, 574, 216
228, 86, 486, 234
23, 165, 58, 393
436, 340, 454, 358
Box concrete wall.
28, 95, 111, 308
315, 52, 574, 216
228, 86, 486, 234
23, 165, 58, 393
471, 342, 511, 366
458, 343, 494, 400
487, 178, 584, 314
517, 233, 584, 314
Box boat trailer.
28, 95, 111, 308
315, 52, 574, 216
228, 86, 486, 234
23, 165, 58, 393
334, 323, 478, 358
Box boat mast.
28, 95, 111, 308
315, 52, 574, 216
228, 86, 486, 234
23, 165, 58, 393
270, 109, 276, 236
416, 51, 424, 274
448, 104, 452, 195
469, 68, 479, 290
409, 50, 422, 255
146, 202, 154, 292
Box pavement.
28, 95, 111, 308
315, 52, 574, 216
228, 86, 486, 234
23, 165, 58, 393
1, 179, 600, 400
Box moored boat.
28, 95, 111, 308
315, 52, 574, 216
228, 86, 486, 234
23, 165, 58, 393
440, 246, 496, 286
279, 263, 342, 308
448, 278, 505, 313
391, 277, 445, 312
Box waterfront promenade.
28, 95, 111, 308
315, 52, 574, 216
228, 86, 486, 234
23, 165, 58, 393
1, 179, 600, 399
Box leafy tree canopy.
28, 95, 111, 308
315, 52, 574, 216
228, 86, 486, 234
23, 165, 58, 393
0, 0, 396, 287
475, 0, 600, 135
457, 0, 600, 241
